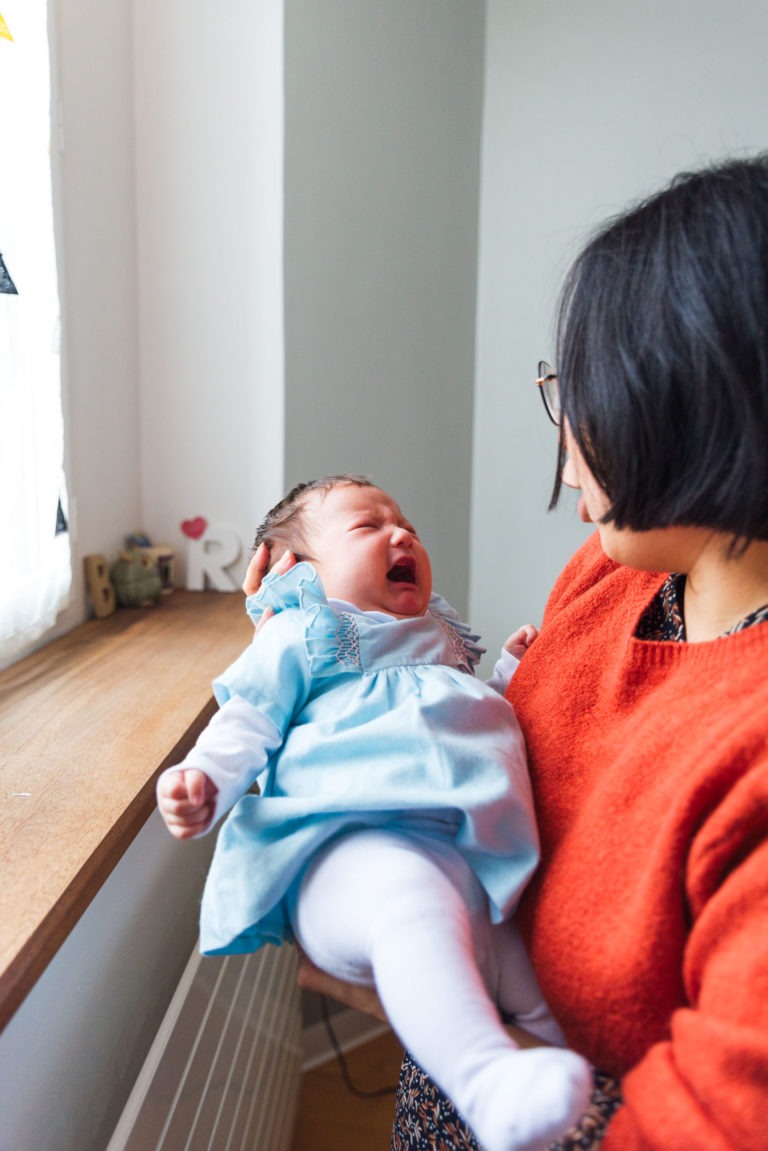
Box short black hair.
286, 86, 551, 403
550, 154, 768, 545
253, 473, 374, 569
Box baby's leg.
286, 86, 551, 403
488, 919, 567, 1047
292, 829, 590, 1151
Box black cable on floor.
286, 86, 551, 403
319, 994, 399, 1098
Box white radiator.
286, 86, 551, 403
107, 943, 302, 1151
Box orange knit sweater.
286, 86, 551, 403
508, 533, 768, 1151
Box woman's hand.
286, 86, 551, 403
242, 543, 297, 637
295, 952, 549, 1045
242, 542, 270, 596
296, 952, 389, 1024
242, 542, 297, 595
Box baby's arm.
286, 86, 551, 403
156, 695, 283, 837
157, 608, 312, 838
486, 624, 539, 695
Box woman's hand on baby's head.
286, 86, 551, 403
243, 543, 297, 595
242, 542, 271, 597
243, 544, 297, 639
504, 624, 539, 661
157, 768, 218, 839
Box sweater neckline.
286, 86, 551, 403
634, 570, 768, 645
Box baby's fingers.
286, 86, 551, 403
157, 770, 189, 804
163, 804, 213, 839
184, 768, 209, 808
504, 623, 539, 653
157, 770, 217, 838
160, 791, 214, 839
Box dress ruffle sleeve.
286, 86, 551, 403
244, 562, 360, 678
427, 592, 486, 672
245, 561, 326, 621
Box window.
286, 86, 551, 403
0, 2, 70, 665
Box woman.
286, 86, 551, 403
246, 156, 768, 1150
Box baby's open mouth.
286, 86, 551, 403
387, 558, 417, 584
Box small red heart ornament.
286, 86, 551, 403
181, 516, 208, 540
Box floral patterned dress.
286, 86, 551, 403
390, 575, 768, 1150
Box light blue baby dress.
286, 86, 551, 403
198, 563, 539, 956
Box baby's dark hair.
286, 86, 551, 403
253, 473, 375, 569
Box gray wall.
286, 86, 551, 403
470, 0, 768, 666
284, 0, 485, 614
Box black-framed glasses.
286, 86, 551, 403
536, 360, 560, 426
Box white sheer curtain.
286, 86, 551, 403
0, 1, 70, 665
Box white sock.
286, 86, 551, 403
455, 1046, 592, 1151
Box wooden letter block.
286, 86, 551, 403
84, 554, 117, 618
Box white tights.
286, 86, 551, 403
292, 829, 591, 1151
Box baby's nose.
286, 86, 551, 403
391, 524, 414, 545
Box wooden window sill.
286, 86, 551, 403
0, 590, 251, 1032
